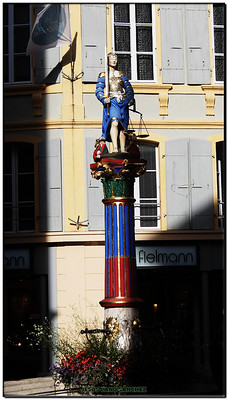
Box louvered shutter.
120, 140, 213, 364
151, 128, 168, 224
38, 139, 63, 232
166, 138, 214, 230
81, 4, 106, 82
86, 138, 105, 230
189, 139, 214, 229
185, 4, 211, 84
160, 4, 185, 84
165, 139, 190, 229
34, 4, 62, 84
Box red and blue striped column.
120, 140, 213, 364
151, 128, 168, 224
100, 198, 142, 307
90, 157, 146, 308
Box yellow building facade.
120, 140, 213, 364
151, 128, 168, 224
4, 3, 224, 392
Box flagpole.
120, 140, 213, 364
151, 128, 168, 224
70, 42, 75, 121
70, 43, 73, 82
105, 46, 109, 117
104, 4, 110, 117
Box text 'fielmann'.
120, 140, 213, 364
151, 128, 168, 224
138, 250, 194, 264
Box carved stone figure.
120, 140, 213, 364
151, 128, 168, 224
93, 137, 108, 161
95, 53, 134, 153
127, 131, 140, 158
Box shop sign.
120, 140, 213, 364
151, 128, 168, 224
4, 249, 30, 270
136, 246, 197, 268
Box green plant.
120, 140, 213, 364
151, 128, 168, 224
52, 333, 130, 391
26, 315, 131, 393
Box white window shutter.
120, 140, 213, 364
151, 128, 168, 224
165, 138, 190, 229
35, 48, 61, 84
185, 4, 211, 84
166, 138, 214, 230
86, 138, 105, 230
189, 139, 214, 229
34, 5, 61, 84
38, 139, 63, 232
160, 4, 185, 84
81, 4, 106, 82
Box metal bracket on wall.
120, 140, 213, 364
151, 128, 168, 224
68, 216, 89, 229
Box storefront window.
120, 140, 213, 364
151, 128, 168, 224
4, 276, 43, 380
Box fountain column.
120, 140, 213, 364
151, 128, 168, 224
90, 156, 146, 350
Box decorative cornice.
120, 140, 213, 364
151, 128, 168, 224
82, 83, 173, 94
201, 85, 224, 94
4, 119, 224, 132
133, 83, 173, 94
4, 230, 224, 245
4, 83, 64, 95
4, 84, 47, 96
83, 83, 224, 95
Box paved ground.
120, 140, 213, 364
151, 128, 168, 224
3, 376, 220, 397
3, 376, 67, 397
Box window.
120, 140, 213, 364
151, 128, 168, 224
4, 143, 35, 232
216, 141, 224, 229
165, 138, 214, 230
212, 4, 224, 82
3, 4, 32, 84
135, 143, 160, 229
160, 4, 211, 85
113, 3, 156, 81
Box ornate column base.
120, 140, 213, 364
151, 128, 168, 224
104, 307, 142, 353
100, 296, 143, 308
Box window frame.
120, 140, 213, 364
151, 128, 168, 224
4, 4, 32, 85
134, 143, 161, 230
211, 4, 224, 84
216, 141, 224, 230
4, 142, 36, 233
111, 3, 157, 83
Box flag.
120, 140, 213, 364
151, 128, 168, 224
26, 4, 71, 55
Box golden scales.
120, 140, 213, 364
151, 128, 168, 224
123, 101, 150, 139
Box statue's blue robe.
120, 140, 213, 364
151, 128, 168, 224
95, 75, 134, 142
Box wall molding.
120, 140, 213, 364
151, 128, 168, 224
4, 230, 224, 245
4, 119, 224, 132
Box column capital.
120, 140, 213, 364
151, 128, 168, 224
90, 156, 147, 180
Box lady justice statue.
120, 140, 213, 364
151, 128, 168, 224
95, 52, 134, 153
91, 52, 146, 353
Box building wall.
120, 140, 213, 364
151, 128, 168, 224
56, 245, 105, 328
4, 3, 224, 383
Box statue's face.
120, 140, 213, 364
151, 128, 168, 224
108, 54, 117, 68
